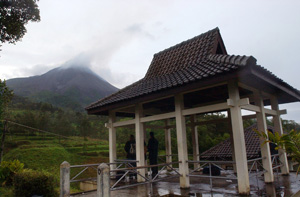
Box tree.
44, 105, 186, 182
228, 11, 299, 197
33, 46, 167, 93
0, 79, 13, 122
0, 0, 40, 45
0, 79, 13, 162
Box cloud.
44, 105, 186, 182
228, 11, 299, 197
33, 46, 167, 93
61, 53, 92, 69
125, 23, 155, 39
93, 66, 141, 89
20, 64, 56, 76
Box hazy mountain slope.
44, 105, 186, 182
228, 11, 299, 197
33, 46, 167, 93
7, 66, 118, 111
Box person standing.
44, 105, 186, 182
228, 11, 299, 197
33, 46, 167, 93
124, 135, 136, 163
147, 132, 159, 178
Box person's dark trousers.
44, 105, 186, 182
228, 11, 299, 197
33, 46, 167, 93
127, 158, 137, 178
149, 157, 158, 178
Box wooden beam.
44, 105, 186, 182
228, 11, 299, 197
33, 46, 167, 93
141, 112, 175, 123
182, 102, 229, 116
241, 104, 261, 112
280, 109, 287, 115
112, 119, 135, 127
264, 108, 277, 116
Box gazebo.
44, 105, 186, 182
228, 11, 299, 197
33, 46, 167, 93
86, 28, 300, 194
200, 123, 273, 160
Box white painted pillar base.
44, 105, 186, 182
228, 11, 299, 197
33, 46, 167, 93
175, 94, 190, 188
271, 97, 289, 175
135, 104, 146, 182
254, 92, 274, 183
228, 80, 250, 195
164, 119, 172, 170
190, 115, 200, 170
108, 111, 117, 175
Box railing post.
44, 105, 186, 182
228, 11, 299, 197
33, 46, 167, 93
97, 163, 110, 197
60, 161, 70, 197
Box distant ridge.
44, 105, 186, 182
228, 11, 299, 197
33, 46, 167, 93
7, 65, 118, 111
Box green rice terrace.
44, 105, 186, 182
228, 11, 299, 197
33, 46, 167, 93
0, 130, 173, 195
0, 133, 113, 195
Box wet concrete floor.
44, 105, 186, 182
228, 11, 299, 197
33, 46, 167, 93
72, 172, 300, 197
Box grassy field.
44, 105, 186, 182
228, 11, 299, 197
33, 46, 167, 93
1, 133, 171, 195
1, 134, 117, 193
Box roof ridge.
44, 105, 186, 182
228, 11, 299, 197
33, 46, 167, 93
144, 27, 220, 79
207, 54, 257, 66
153, 27, 220, 57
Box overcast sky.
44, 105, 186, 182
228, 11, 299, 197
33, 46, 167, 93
1, 0, 300, 122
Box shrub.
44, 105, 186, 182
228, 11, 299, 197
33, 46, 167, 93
0, 160, 24, 186
13, 169, 58, 197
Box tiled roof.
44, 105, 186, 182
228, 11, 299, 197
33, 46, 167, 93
86, 28, 300, 113
200, 124, 274, 160
145, 28, 221, 79
86, 54, 255, 110
86, 28, 256, 111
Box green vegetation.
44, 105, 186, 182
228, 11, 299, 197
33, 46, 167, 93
13, 169, 57, 197
0, 160, 24, 186
7, 95, 108, 138
0, 79, 13, 120
3, 136, 110, 176
256, 129, 300, 174
0, 135, 110, 195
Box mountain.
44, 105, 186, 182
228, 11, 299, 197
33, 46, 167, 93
6, 66, 118, 111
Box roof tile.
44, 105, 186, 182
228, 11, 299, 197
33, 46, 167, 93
200, 124, 274, 160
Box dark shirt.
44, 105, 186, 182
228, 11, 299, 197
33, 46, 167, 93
124, 140, 136, 159
147, 137, 158, 159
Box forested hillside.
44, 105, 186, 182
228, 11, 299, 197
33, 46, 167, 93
6, 65, 118, 111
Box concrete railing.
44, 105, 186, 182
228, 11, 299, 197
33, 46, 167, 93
60, 161, 110, 197
97, 163, 110, 197
60, 161, 70, 197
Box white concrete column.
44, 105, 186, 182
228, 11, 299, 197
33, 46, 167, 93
164, 119, 172, 169
228, 110, 237, 173
190, 115, 200, 170
270, 97, 289, 175
175, 94, 190, 188
254, 91, 274, 183
60, 161, 70, 197
108, 111, 117, 173
228, 80, 250, 195
135, 104, 146, 182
